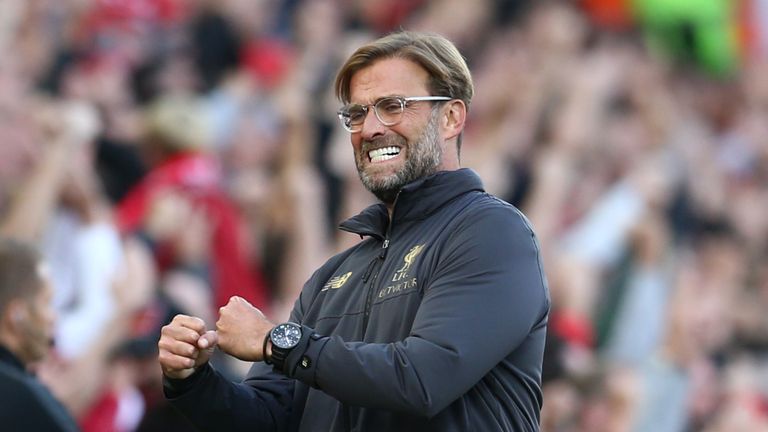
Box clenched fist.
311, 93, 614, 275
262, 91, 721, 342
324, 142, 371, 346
158, 315, 218, 379
216, 296, 274, 361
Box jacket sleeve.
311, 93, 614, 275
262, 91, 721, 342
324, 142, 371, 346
164, 362, 295, 431
286, 204, 550, 418
162, 257, 344, 431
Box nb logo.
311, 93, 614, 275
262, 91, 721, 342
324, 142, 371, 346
322, 272, 352, 291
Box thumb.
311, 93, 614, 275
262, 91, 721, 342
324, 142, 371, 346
196, 330, 218, 366
198, 330, 218, 350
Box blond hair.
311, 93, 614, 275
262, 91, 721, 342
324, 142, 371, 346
334, 31, 473, 109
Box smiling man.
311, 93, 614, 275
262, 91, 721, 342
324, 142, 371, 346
344, 56, 457, 205
159, 31, 550, 432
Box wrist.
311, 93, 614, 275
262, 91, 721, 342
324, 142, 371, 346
262, 332, 273, 364
163, 363, 210, 397
163, 364, 198, 380
268, 322, 303, 374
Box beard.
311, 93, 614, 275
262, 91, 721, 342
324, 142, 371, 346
356, 109, 443, 205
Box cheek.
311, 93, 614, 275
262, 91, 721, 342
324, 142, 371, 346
351, 138, 365, 160
350, 135, 363, 150
388, 123, 418, 144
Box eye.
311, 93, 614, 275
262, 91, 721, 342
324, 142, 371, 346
345, 106, 367, 124
377, 97, 404, 115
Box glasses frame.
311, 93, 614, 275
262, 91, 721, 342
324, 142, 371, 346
337, 96, 452, 133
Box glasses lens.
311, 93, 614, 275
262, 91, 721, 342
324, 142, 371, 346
374, 97, 405, 126
346, 105, 368, 130
339, 105, 367, 131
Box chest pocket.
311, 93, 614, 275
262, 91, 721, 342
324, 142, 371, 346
304, 265, 367, 337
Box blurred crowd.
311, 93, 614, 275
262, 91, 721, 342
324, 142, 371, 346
1, 0, 767, 431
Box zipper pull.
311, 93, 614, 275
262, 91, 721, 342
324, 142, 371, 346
379, 239, 389, 259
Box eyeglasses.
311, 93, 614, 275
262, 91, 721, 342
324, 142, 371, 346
337, 96, 452, 133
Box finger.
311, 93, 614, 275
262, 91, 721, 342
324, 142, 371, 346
227, 295, 251, 306
170, 314, 207, 334
159, 350, 197, 371
161, 323, 205, 345
198, 330, 218, 350
158, 335, 200, 359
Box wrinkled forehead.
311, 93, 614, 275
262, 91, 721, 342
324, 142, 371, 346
348, 58, 431, 105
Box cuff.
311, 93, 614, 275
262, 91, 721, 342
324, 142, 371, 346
281, 325, 330, 387
163, 363, 212, 398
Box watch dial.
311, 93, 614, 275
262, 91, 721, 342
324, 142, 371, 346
271, 323, 302, 349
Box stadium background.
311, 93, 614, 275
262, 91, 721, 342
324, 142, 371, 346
1, 0, 767, 430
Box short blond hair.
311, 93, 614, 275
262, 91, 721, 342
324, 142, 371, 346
335, 31, 473, 109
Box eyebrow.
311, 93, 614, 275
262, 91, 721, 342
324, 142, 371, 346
348, 94, 404, 105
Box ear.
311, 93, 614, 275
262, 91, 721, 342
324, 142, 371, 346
441, 99, 467, 142
5, 301, 27, 329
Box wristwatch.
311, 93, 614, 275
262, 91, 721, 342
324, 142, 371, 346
267, 322, 303, 373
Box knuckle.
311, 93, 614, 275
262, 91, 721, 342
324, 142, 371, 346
171, 314, 188, 323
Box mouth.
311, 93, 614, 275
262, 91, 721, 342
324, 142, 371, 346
367, 146, 402, 163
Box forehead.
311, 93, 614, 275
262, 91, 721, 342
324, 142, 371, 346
349, 57, 430, 104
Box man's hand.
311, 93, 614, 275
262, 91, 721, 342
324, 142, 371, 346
158, 315, 218, 379
216, 296, 274, 362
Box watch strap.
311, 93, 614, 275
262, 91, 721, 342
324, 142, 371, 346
270, 324, 313, 375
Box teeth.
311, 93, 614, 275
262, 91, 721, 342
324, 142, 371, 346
368, 147, 401, 163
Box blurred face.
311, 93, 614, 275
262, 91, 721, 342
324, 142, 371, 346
16, 267, 55, 365
348, 58, 447, 204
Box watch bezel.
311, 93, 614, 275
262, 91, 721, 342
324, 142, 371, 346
270, 322, 302, 350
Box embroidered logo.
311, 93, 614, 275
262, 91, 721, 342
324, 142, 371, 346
392, 244, 425, 282
322, 272, 352, 291
377, 244, 425, 300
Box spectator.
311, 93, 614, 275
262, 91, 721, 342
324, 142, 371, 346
0, 237, 79, 431
116, 93, 269, 314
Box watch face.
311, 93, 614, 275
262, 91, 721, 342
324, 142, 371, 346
271, 323, 302, 349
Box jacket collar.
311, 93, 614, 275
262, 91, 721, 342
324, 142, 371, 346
0, 344, 25, 373
339, 168, 485, 238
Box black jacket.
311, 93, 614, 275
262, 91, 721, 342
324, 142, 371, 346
0, 345, 80, 431
167, 169, 550, 431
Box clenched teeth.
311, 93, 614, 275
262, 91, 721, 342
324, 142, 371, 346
368, 146, 401, 163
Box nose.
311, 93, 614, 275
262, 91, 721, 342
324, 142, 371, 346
359, 108, 387, 141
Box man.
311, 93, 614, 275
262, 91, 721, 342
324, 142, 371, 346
0, 237, 80, 431
159, 31, 549, 431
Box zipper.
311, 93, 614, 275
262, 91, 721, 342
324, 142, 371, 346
360, 196, 398, 337
361, 237, 389, 337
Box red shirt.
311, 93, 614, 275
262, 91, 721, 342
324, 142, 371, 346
116, 152, 268, 312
